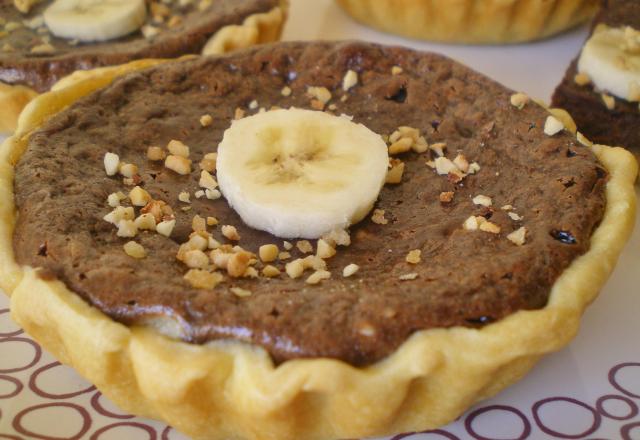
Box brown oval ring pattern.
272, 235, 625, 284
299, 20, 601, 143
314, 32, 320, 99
0, 375, 23, 399
0, 338, 41, 374
28, 362, 96, 399
0, 310, 23, 338
90, 391, 135, 420
12, 402, 91, 440
90, 422, 157, 440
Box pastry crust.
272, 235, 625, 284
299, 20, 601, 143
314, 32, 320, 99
336, 0, 600, 44
0, 3, 287, 135
0, 61, 637, 440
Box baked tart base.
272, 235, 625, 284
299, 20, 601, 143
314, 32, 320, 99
0, 3, 287, 135
336, 0, 599, 44
0, 58, 637, 440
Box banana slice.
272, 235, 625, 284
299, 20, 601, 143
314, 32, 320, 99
44, 0, 147, 43
216, 109, 389, 239
578, 24, 640, 101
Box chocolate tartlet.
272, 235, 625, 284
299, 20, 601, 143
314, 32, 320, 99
0, 42, 636, 440
0, 0, 286, 132
552, 0, 640, 151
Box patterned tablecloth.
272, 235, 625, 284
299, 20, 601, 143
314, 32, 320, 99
1, 0, 639, 438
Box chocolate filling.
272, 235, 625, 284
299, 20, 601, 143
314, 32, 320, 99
0, 0, 280, 92
13, 42, 607, 366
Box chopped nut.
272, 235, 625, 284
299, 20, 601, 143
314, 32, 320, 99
281, 86, 292, 97
200, 114, 213, 127
30, 43, 55, 54
104, 152, 120, 176
167, 140, 190, 158
316, 239, 336, 259
501, 204, 513, 211
234, 108, 246, 120
386, 159, 405, 184
453, 154, 470, 173
192, 215, 206, 232
302, 255, 327, 271
157, 219, 176, 237
178, 191, 191, 203
210, 248, 231, 269
141, 24, 160, 39
134, 213, 157, 231
123, 241, 146, 259
391, 66, 403, 75
147, 146, 166, 161
601, 93, 615, 110
479, 221, 501, 234
543, 116, 564, 136
259, 244, 279, 263
107, 192, 126, 208
278, 251, 291, 260
227, 252, 252, 277
307, 86, 332, 105
221, 225, 240, 241
248, 99, 259, 110
574, 72, 591, 86
199, 170, 218, 190
103, 206, 135, 225
199, 154, 217, 172
406, 249, 421, 264
468, 162, 481, 174
434, 157, 458, 176
342, 263, 359, 277
472, 195, 492, 207
183, 249, 210, 269
306, 270, 331, 285
371, 209, 388, 225
439, 191, 455, 203
285, 259, 305, 279
184, 270, 223, 289
358, 323, 376, 337
388, 137, 413, 155
165, 155, 192, 175
117, 220, 138, 238
231, 287, 252, 297
205, 189, 221, 200
119, 163, 139, 179
463, 215, 482, 231
129, 186, 151, 207
262, 265, 280, 278
13, 0, 40, 14
507, 227, 527, 246
296, 240, 313, 254
321, 228, 351, 247
510, 92, 530, 110
195, 190, 205, 199
508, 212, 523, 221
342, 69, 358, 91
206, 217, 218, 226
429, 142, 446, 157
399, 273, 418, 281
208, 237, 221, 249
283, 241, 293, 251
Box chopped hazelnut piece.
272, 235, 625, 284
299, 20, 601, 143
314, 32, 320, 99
103, 206, 135, 225
358, 323, 376, 337
508, 212, 523, 221
371, 209, 388, 225
285, 259, 305, 279
316, 239, 336, 259
296, 240, 313, 254
192, 215, 206, 232
601, 93, 615, 110
206, 217, 218, 226
183, 250, 210, 269
262, 265, 280, 278
147, 146, 166, 161
199, 170, 218, 190
472, 195, 492, 207
510, 92, 530, 110
117, 220, 138, 238
307, 86, 332, 105
278, 251, 291, 260
199, 114, 213, 127
221, 225, 240, 241
463, 215, 482, 231
231, 287, 252, 297
210, 249, 231, 269
119, 163, 138, 178
134, 213, 157, 231
468, 162, 481, 174
386, 159, 405, 184
479, 221, 501, 234
501, 205, 513, 211
195, 190, 205, 199
281, 86, 292, 97
205, 189, 222, 200
283, 241, 293, 250
388, 137, 413, 155
391, 66, 403, 75
302, 255, 327, 271
104, 152, 120, 176
107, 192, 126, 208
178, 191, 191, 203
184, 270, 223, 290
439, 191, 454, 203
342, 69, 358, 91
507, 227, 527, 246
429, 142, 446, 157
199, 153, 217, 172
141, 24, 160, 39
574, 72, 591, 86
123, 241, 146, 259
227, 252, 252, 277
167, 140, 190, 158
165, 155, 192, 175
321, 228, 351, 247
453, 154, 470, 173
208, 237, 221, 249
399, 273, 418, 281
406, 249, 421, 264
248, 99, 259, 110
129, 186, 151, 207
342, 263, 359, 277
256, 244, 278, 263
306, 270, 331, 285
434, 157, 458, 176
157, 219, 176, 237
543, 116, 564, 136
30, 43, 55, 54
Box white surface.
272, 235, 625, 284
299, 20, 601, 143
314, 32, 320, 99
1, 1, 639, 439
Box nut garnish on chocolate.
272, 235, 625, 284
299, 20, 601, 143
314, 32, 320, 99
1, 41, 637, 440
